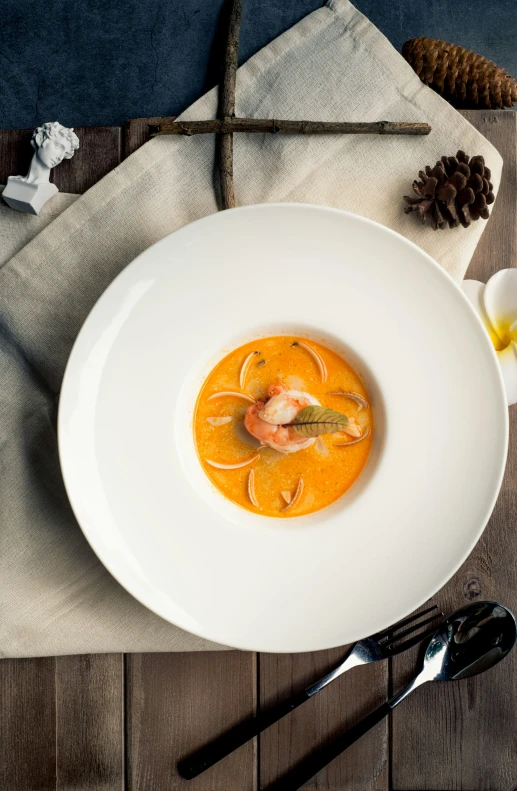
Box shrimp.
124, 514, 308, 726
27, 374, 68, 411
266, 382, 288, 398
244, 401, 314, 453
244, 386, 320, 454
259, 391, 310, 425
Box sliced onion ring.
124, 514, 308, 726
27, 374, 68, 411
334, 426, 371, 447
281, 477, 304, 512
292, 341, 328, 383
239, 351, 260, 389
248, 469, 259, 507
207, 391, 255, 404
205, 454, 260, 470
315, 436, 329, 456
328, 391, 369, 411
206, 416, 232, 426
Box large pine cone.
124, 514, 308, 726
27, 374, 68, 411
404, 151, 494, 230
402, 37, 517, 109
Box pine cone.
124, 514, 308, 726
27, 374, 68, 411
404, 150, 494, 230
402, 37, 517, 109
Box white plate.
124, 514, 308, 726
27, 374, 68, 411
58, 204, 508, 652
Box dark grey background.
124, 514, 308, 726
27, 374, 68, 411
1, 0, 516, 130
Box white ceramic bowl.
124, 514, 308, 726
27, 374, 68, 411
58, 204, 508, 652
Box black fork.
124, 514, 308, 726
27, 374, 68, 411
178, 604, 443, 779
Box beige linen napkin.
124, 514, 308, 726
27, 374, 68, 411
0, 0, 502, 657
0, 188, 78, 265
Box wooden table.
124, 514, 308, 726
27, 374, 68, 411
1, 111, 516, 791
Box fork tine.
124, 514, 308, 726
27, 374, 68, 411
387, 613, 443, 644
387, 622, 442, 655
383, 604, 439, 637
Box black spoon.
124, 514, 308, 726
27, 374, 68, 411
268, 601, 517, 791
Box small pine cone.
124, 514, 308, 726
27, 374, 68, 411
402, 37, 517, 109
404, 150, 495, 230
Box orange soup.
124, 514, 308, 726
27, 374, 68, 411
194, 337, 373, 518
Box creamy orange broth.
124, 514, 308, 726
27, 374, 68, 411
194, 337, 373, 518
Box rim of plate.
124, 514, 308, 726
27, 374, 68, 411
58, 203, 509, 652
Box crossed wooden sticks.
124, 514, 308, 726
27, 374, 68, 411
152, 0, 431, 210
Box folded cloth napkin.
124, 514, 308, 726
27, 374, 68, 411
0, 0, 502, 657
0, 190, 78, 266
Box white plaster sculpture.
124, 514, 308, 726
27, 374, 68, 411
463, 269, 517, 406
2, 122, 79, 215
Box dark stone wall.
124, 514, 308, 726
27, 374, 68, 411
1, 0, 515, 129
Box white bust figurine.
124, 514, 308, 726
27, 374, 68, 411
2, 122, 79, 215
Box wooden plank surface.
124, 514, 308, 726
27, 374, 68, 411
53, 125, 122, 193
124, 116, 176, 157
56, 655, 124, 791
391, 110, 517, 791
465, 111, 517, 282
0, 128, 35, 189
259, 650, 388, 790
126, 652, 257, 791
0, 125, 122, 193
0, 658, 56, 791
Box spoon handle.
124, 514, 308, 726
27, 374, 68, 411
266, 701, 394, 791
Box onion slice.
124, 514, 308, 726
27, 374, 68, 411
248, 469, 259, 507
206, 416, 232, 426
334, 426, 371, 447
239, 351, 260, 389
207, 391, 255, 404
205, 454, 259, 470
315, 435, 329, 456
328, 390, 369, 411
281, 477, 304, 512
292, 341, 328, 383
280, 490, 292, 505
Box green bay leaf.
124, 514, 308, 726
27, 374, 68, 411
289, 405, 349, 438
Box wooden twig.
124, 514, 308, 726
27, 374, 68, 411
152, 119, 431, 136
158, 0, 432, 207
217, 0, 243, 210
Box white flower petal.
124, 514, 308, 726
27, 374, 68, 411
483, 269, 517, 345
462, 280, 502, 349
462, 279, 490, 322
497, 342, 517, 406
463, 276, 517, 405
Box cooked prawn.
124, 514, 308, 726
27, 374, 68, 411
266, 382, 288, 398
244, 386, 320, 454
244, 401, 313, 453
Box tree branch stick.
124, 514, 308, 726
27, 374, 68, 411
217, 0, 243, 209
152, 119, 431, 136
